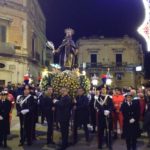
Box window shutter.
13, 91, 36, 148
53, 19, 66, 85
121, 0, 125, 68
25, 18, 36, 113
0, 26, 6, 42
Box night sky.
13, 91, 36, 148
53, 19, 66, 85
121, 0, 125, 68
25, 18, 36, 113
38, 0, 150, 78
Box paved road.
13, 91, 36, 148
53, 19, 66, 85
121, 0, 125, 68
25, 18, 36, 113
4, 111, 149, 150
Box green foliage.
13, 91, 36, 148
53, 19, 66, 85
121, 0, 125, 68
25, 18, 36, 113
41, 70, 91, 98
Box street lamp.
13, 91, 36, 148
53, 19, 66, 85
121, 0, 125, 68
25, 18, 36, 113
82, 70, 86, 76
91, 74, 99, 86
142, 86, 145, 90
106, 68, 113, 86
136, 66, 142, 72
82, 62, 86, 76
106, 78, 112, 86
42, 68, 48, 77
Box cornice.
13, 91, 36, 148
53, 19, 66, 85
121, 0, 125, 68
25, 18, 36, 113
0, 0, 26, 12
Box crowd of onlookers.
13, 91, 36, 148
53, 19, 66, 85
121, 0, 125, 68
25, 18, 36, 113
0, 82, 150, 150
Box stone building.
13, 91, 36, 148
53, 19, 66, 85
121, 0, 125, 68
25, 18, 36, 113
0, 0, 46, 86
77, 35, 144, 88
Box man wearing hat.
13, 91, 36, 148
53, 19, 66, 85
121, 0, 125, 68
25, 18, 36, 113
121, 92, 140, 150
0, 91, 11, 148
94, 85, 114, 150
16, 85, 35, 146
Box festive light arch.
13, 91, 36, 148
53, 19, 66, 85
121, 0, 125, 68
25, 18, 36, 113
138, 0, 150, 51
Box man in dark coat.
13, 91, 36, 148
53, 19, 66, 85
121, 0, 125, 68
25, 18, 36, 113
94, 86, 114, 150
121, 92, 140, 150
0, 91, 11, 148
43, 87, 55, 145
73, 87, 89, 144
144, 89, 150, 147
54, 87, 72, 150
37, 90, 45, 124
16, 85, 35, 146
89, 90, 96, 133
30, 87, 38, 141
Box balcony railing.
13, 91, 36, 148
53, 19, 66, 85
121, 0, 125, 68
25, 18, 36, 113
0, 42, 15, 56
83, 63, 103, 68
80, 63, 136, 72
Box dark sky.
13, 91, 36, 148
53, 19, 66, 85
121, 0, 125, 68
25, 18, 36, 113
38, 0, 150, 78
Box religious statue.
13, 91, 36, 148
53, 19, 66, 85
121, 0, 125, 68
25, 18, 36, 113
54, 28, 78, 70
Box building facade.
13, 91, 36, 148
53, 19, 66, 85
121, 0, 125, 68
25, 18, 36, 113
77, 35, 144, 88
0, 0, 46, 86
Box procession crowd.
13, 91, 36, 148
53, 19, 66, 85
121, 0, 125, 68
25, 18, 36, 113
0, 83, 150, 150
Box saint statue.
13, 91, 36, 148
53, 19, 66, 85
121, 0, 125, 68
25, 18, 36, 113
54, 28, 78, 70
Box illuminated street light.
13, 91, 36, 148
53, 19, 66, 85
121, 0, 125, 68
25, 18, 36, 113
91, 74, 98, 86
106, 78, 112, 86
83, 62, 86, 69
136, 66, 142, 72
142, 86, 145, 90
82, 70, 86, 76
106, 68, 113, 86
82, 62, 86, 76
42, 68, 48, 77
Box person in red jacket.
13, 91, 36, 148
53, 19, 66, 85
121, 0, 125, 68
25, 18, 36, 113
112, 88, 124, 139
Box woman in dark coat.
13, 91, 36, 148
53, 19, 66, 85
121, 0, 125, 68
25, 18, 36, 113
121, 92, 140, 150
0, 91, 11, 148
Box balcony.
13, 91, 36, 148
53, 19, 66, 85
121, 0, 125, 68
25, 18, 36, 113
86, 63, 103, 68
0, 42, 15, 56
80, 62, 136, 73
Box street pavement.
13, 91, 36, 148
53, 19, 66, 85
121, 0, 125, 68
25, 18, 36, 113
4, 110, 150, 150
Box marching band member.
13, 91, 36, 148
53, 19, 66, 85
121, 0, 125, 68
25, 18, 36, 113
94, 85, 114, 150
